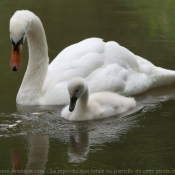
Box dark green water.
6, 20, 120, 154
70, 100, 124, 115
0, 1, 175, 175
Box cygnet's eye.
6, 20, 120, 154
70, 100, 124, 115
75, 89, 78, 92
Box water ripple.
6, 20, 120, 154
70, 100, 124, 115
0, 88, 173, 145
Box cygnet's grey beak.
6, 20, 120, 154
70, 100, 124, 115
69, 96, 78, 112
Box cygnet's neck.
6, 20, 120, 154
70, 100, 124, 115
17, 13, 49, 105
73, 86, 89, 118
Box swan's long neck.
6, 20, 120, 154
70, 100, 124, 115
17, 14, 49, 105
74, 87, 89, 118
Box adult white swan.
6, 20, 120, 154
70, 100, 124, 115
61, 77, 136, 121
10, 10, 175, 106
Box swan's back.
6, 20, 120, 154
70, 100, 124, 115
46, 38, 104, 81
43, 38, 104, 98
87, 92, 136, 120
44, 38, 175, 105
89, 92, 136, 108
44, 38, 141, 98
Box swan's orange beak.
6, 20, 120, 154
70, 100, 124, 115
10, 44, 22, 71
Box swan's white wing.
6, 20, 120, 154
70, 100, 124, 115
42, 38, 175, 105
42, 38, 104, 103
87, 41, 175, 95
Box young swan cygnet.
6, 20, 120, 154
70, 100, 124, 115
61, 77, 136, 121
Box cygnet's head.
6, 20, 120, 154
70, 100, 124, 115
9, 10, 35, 71
68, 77, 87, 112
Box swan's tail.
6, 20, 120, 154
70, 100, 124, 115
153, 67, 175, 88
121, 96, 136, 109
122, 66, 175, 96
135, 55, 175, 87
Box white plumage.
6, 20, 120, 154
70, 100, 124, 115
9, 10, 175, 106
61, 77, 136, 121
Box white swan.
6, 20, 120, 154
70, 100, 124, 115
10, 10, 175, 106
61, 77, 136, 121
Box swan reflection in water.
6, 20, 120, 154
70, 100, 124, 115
67, 123, 91, 163
11, 148, 23, 174
68, 132, 89, 163
11, 135, 49, 175
10, 131, 89, 175
14, 101, 141, 168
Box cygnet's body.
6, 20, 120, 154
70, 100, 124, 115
61, 77, 136, 121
